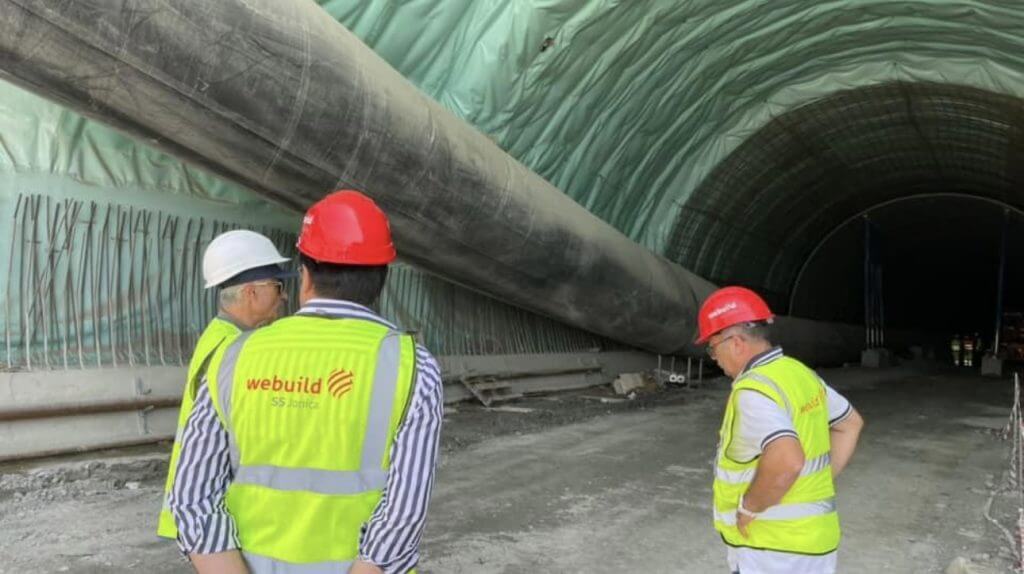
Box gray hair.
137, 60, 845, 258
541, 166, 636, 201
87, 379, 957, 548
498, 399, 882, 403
724, 320, 774, 345
218, 284, 245, 308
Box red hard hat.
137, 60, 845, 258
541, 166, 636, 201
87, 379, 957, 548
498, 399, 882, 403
297, 190, 397, 265
695, 286, 774, 344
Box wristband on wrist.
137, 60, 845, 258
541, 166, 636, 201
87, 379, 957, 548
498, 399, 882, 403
738, 495, 760, 518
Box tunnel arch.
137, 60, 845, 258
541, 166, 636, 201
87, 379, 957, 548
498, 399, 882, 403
665, 81, 1024, 316
319, 1, 1024, 256
787, 192, 1024, 313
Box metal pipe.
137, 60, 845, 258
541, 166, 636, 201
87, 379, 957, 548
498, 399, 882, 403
0, 397, 180, 423
87, 202, 102, 367
0, 0, 714, 353
5, 194, 23, 367
0, 435, 174, 464
24, 195, 41, 369
139, 211, 153, 367
40, 196, 54, 369
66, 199, 86, 369
125, 207, 139, 366
863, 216, 872, 349
994, 209, 1010, 353
878, 266, 885, 349
98, 205, 115, 367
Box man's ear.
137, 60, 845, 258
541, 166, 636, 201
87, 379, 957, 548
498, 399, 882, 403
241, 283, 256, 302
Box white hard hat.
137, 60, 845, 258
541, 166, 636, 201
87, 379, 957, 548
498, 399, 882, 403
202, 230, 290, 289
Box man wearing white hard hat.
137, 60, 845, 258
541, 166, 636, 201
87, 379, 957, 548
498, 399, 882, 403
157, 229, 293, 541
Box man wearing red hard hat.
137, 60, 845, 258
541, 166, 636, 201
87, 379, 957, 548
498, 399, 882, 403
699, 286, 863, 574
170, 190, 443, 574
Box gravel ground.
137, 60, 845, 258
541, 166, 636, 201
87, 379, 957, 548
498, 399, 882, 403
0, 367, 1019, 573
0, 378, 696, 574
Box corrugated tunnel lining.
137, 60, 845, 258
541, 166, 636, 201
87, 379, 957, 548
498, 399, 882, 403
319, 1, 1024, 256
665, 82, 1024, 311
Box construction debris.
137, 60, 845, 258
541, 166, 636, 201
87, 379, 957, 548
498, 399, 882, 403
485, 406, 535, 414
581, 395, 627, 404
460, 375, 523, 407
654, 369, 686, 385
612, 373, 646, 395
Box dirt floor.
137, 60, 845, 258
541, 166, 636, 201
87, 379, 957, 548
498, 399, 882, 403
0, 365, 1020, 573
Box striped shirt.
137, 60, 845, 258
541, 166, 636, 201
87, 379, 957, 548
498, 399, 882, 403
169, 299, 444, 573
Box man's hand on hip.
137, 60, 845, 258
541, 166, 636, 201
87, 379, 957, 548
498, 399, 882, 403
737, 509, 755, 538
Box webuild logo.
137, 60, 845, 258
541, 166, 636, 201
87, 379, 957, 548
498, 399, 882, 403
327, 369, 354, 398
246, 369, 355, 401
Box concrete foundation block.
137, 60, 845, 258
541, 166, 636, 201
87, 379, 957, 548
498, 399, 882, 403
612, 373, 646, 395
860, 348, 892, 368
981, 355, 1004, 377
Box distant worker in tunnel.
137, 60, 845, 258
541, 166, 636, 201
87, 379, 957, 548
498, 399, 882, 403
169, 190, 443, 574
158, 229, 293, 540
698, 286, 864, 574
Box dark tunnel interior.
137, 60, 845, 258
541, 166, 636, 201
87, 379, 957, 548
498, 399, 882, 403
792, 196, 1024, 346
668, 81, 1024, 357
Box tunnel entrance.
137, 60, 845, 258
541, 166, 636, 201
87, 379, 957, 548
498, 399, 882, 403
666, 81, 1024, 357
791, 195, 1024, 355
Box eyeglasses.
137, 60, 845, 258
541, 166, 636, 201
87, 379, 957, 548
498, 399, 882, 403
706, 335, 736, 359
251, 280, 284, 294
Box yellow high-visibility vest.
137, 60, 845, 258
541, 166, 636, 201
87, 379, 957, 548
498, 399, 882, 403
206, 315, 416, 571
157, 316, 241, 539
713, 356, 840, 555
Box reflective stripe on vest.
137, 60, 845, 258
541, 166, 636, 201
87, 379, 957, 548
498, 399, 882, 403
714, 498, 837, 526
743, 371, 793, 417
713, 358, 840, 555
205, 316, 417, 570
715, 453, 831, 484
242, 551, 352, 574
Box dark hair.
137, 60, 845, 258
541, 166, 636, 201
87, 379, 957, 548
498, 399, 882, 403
300, 254, 388, 306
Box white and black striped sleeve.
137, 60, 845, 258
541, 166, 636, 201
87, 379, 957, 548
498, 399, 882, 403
167, 382, 239, 555
729, 390, 798, 461
358, 344, 444, 573
824, 382, 853, 426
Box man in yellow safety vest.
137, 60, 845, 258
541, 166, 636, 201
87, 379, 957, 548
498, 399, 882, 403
697, 286, 864, 574
157, 229, 292, 540
169, 190, 443, 574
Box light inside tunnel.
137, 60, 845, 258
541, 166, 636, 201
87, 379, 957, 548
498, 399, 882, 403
667, 82, 1024, 346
